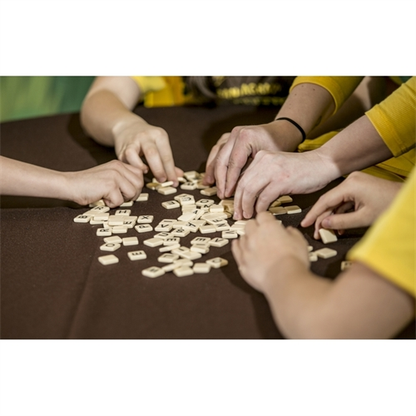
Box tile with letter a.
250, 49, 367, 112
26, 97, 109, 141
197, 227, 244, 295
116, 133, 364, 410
142, 266, 165, 278
128, 250, 147, 261
98, 254, 119, 265
206, 257, 228, 268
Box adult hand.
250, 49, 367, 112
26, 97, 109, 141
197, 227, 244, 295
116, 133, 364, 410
301, 171, 403, 239
232, 212, 310, 292
113, 118, 183, 185
204, 121, 301, 198
66, 160, 145, 208
232, 150, 335, 220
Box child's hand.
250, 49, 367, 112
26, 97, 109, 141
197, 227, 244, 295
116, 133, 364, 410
66, 160, 145, 207
232, 212, 310, 292
113, 118, 183, 185
301, 171, 403, 239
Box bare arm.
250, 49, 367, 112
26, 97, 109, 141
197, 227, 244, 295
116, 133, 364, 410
301, 171, 403, 239
232, 212, 414, 338
80, 76, 181, 184
0, 156, 144, 207
232, 114, 395, 220
206, 82, 336, 196
80, 76, 142, 146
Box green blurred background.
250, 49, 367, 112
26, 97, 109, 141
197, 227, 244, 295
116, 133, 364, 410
0, 76, 95, 123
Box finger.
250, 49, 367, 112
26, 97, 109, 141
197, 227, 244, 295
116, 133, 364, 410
155, 137, 179, 185
175, 166, 184, 179
231, 239, 243, 266
301, 186, 350, 228
244, 218, 259, 236
255, 211, 276, 225
286, 226, 309, 246
204, 134, 229, 185
103, 189, 125, 208
224, 132, 255, 198
123, 146, 149, 173
334, 201, 354, 215
214, 130, 239, 199
117, 163, 145, 197
141, 142, 169, 183
254, 185, 280, 215
313, 209, 335, 239
321, 209, 370, 231
240, 176, 269, 220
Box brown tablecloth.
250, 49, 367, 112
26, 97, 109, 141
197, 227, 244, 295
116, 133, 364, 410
1, 105, 414, 338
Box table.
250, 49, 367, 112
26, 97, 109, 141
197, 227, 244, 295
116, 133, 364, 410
1, 105, 414, 339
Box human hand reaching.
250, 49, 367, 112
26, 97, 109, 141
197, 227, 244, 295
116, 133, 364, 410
232, 150, 336, 219
232, 212, 310, 292
203, 121, 301, 198
301, 171, 403, 239
113, 117, 183, 185
66, 160, 146, 208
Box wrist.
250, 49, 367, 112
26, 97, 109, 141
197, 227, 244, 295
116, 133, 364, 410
274, 117, 306, 143
261, 255, 310, 293
267, 119, 304, 151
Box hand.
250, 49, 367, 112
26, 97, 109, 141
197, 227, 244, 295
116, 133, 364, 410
204, 121, 301, 198
232, 150, 335, 219
113, 117, 183, 184
66, 160, 145, 208
232, 212, 310, 293
301, 171, 403, 239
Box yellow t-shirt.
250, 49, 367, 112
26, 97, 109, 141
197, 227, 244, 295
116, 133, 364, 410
295, 76, 415, 181
130, 76, 294, 108
348, 168, 416, 297
290, 76, 363, 115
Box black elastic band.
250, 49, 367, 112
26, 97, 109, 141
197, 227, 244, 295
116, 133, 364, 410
274, 117, 306, 142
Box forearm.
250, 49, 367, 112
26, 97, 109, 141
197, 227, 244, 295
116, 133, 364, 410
261, 258, 333, 338
0, 156, 70, 200
273, 83, 336, 146
80, 76, 144, 147
81, 89, 145, 146
315, 115, 394, 179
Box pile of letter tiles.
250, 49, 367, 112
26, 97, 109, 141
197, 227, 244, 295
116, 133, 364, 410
73, 170, 339, 277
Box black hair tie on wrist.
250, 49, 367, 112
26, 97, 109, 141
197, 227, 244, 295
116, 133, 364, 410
274, 117, 306, 143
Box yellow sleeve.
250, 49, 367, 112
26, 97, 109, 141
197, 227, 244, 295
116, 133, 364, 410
365, 77, 416, 157
348, 168, 416, 297
130, 76, 187, 107
290, 76, 363, 115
